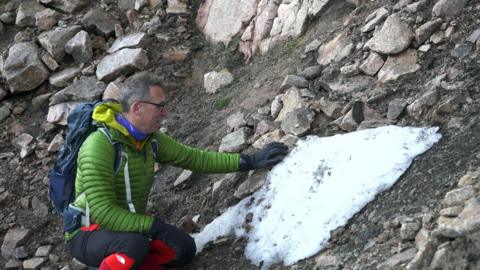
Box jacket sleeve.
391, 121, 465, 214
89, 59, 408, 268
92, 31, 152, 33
77, 131, 153, 233
154, 132, 240, 173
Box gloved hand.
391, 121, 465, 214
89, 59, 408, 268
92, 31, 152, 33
239, 142, 288, 171
147, 217, 169, 239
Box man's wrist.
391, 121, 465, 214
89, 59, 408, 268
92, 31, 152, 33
239, 154, 255, 171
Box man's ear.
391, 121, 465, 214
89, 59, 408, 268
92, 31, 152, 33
130, 101, 142, 116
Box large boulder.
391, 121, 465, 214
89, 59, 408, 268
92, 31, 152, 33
2, 43, 49, 94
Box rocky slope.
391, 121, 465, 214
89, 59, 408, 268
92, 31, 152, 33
1, 0, 480, 269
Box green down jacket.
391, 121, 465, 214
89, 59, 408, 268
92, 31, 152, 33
69, 102, 240, 238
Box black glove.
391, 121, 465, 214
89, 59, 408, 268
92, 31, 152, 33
239, 142, 288, 171
147, 217, 169, 238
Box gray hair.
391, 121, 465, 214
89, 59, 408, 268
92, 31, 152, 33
120, 72, 165, 112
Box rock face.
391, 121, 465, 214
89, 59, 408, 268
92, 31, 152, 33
107, 32, 149, 53
197, 0, 332, 58
2, 42, 49, 94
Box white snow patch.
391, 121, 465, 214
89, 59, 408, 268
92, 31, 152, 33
193, 125, 441, 268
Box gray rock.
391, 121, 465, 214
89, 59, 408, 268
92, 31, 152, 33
407, 89, 438, 120
219, 127, 252, 152
48, 132, 64, 152
103, 80, 123, 101
328, 76, 374, 94
0, 21, 3, 33
298, 65, 322, 80
311, 97, 342, 119
226, 112, 247, 131
406, 0, 426, 13
359, 52, 385, 76
252, 129, 284, 149
38, 26, 82, 62
365, 13, 413, 55
442, 185, 476, 207
35, 245, 52, 257
96, 48, 148, 82
430, 31, 445, 44
49, 66, 82, 87
166, 0, 189, 14
3, 43, 49, 94
467, 28, 480, 43
234, 172, 266, 198
400, 221, 422, 240
317, 32, 354, 66
49, 77, 106, 105
65, 30, 93, 63
415, 19, 442, 45
377, 248, 417, 270
0, 103, 11, 122
450, 43, 472, 59
12, 133, 34, 150
439, 206, 464, 217
118, 0, 136, 10
361, 7, 389, 33
432, 0, 468, 18
270, 94, 283, 119
304, 39, 321, 53
1, 228, 31, 258
82, 8, 120, 38
23, 257, 46, 270
15, 1, 45, 28
387, 98, 407, 120
40, 51, 60, 71
107, 32, 149, 54
393, 0, 413, 10
5, 259, 22, 270
378, 49, 420, 83
437, 197, 480, 238
47, 102, 81, 125
12, 246, 28, 259
275, 87, 306, 122
280, 75, 309, 91
35, 8, 60, 31
0, 12, 16, 24
340, 63, 359, 77
0, 86, 7, 101
203, 69, 233, 94
281, 108, 315, 136
173, 170, 193, 187
357, 119, 391, 130
43, 0, 90, 13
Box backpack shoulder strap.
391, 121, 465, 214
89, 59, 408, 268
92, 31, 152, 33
97, 127, 122, 173
151, 138, 158, 161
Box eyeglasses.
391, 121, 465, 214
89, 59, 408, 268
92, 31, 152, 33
139, 100, 167, 111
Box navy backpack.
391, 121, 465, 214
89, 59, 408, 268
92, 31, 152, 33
48, 101, 122, 216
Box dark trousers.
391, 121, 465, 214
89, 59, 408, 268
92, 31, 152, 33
68, 223, 196, 269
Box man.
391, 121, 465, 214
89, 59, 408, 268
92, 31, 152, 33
67, 72, 288, 270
